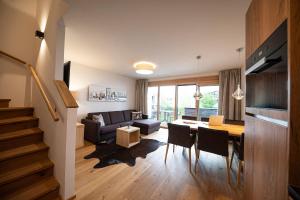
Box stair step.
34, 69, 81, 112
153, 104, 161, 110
2, 176, 59, 200
0, 143, 48, 162
0, 128, 44, 151
0, 128, 43, 141
0, 116, 39, 134
0, 107, 34, 120
0, 99, 11, 108
0, 167, 53, 195
0, 158, 54, 186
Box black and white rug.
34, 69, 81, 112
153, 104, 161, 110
84, 139, 165, 168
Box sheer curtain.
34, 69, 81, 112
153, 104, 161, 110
135, 79, 148, 114
218, 68, 242, 120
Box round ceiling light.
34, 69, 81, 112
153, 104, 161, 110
133, 61, 156, 75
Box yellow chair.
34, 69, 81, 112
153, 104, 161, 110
208, 115, 224, 126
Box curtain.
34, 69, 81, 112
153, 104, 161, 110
218, 68, 242, 120
135, 79, 148, 114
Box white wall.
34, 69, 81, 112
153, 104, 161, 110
69, 62, 136, 121
0, 1, 76, 199
33, 0, 76, 199
0, 1, 37, 106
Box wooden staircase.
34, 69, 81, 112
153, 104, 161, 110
0, 99, 61, 200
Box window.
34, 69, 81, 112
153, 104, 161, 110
159, 86, 175, 123
199, 86, 219, 119
177, 85, 197, 119
146, 84, 219, 123
147, 87, 158, 120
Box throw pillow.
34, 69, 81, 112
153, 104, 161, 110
92, 114, 105, 126
132, 111, 143, 120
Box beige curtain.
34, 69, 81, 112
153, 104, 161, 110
135, 79, 148, 114
218, 68, 242, 120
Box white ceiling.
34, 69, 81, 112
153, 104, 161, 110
2, 0, 37, 18
64, 0, 251, 79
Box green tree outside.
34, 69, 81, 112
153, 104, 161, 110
200, 93, 218, 108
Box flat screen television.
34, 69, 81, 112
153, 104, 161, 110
63, 61, 71, 88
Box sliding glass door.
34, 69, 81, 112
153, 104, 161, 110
147, 86, 158, 120
146, 84, 219, 123
177, 85, 197, 119
199, 86, 219, 119
159, 86, 175, 123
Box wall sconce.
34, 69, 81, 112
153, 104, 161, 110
35, 30, 45, 40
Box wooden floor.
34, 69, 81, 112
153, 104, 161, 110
75, 128, 244, 200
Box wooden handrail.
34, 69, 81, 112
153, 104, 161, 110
0, 50, 26, 65
28, 64, 59, 121
0, 50, 59, 121
54, 80, 78, 108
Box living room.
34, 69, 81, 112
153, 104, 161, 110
66, 0, 246, 199
0, 0, 300, 200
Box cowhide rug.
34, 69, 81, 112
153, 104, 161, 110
84, 139, 165, 168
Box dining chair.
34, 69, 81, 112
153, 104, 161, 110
165, 123, 196, 172
200, 117, 209, 122
225, 119, 245, 126
208, 115, 224, 126
230, 133, 244, 186
195, 126, 231, 184
182, 115, 197, 121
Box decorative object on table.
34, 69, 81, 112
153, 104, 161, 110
84, 139, 165, 168
88, 84, 127, 102
131, 111, 143, 120
232, 47, 244, 100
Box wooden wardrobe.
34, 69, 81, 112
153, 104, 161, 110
244, 0, 300, 199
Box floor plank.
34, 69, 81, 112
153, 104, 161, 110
75, 128, 244, 200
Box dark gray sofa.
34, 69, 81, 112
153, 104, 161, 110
81, 110, 161, 144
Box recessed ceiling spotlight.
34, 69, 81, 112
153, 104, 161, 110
133, 61, 156, 75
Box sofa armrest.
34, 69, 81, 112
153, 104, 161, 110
81, 119, 101, 143
142, 114, 149, 119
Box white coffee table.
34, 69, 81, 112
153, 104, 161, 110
116, 126, 140, 148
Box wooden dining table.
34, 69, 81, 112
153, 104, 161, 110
171, 119, 245, 137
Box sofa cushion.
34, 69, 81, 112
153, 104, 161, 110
100, 124, 120, 134
120, 121, 134, 127
110, 111, 125, 124
92, 114, 106, 126
123, 110, 133, 121
87, 112, 111, 125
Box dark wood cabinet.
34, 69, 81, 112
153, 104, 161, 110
288, 0, 300, 189
245, 113, 289, 200
244, 115, 255, 200
245, 0, 288, 58
244, 0, 295, 199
